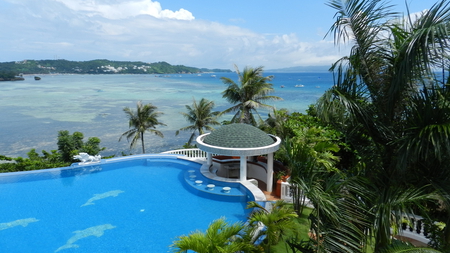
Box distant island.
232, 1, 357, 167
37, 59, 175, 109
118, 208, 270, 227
0, 59, 232, 80
0, 71, 24, 81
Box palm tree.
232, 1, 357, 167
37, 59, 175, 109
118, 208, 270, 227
175, 97, 221, 145
221, 65, 282, 126
281, 127, 340, 215
259, 108, 290, 139
246, 200, 298, 252
119, 101, 166, 154
279, 125, 368, 252
314, 0, 450, 251
170, 218, 256, 253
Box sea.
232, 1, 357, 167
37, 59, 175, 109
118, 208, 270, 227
0, 72, 334, 158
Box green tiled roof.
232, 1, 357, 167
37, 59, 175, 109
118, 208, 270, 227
203, 123, 275, 148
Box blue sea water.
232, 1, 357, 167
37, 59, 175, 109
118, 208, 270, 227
0, 72, 333, 157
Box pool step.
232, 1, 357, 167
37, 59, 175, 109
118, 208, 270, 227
183, 171, 246, 197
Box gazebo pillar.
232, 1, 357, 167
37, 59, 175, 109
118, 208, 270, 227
239, 156, 247, 181
207, 152, 212, 166
267, 152, 274, 192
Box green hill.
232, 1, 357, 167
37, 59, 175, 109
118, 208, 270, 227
0, 59, 231, 75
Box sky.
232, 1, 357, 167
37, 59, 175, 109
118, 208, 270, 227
0, 0, 435, 69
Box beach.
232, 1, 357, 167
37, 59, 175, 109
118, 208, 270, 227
0, 72, 333, 157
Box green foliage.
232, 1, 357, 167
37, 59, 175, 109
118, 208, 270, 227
0, 130, 105, 172
82, 137, 104, 155
267, 111, 344, 167
171, 201, 304, 253
170, 218, 256, 253
259, 108, 291, 139
246, 200, 299, 251
57, 130, 105, 163
426, 220, 448, 251
380, 240, 442, 253
0, 149, 69, 173
0, 71, 20, 80
181, 143, 197, 149
310, 0, 450, 251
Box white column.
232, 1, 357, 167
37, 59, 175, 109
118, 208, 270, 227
240, 156, 247, 181
207, 152, 212, 166
267, 153, 274, 192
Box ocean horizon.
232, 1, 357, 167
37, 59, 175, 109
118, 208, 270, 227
0, 72, 334, 158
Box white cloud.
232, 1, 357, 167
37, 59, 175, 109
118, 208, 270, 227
54, 0, 194, 20
0, 0, 347, 69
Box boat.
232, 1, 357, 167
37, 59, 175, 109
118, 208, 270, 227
280, 85, 285, 88
295, 84, 304, 87
34, 76, 41, 80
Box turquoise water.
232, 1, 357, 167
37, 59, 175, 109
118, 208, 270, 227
0, 72, 333, 157
0, 156, 253, 252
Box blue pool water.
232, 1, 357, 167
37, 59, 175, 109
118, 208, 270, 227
0, 156, 254, 252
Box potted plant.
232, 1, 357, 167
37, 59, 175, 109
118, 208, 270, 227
274, 170, 289, 197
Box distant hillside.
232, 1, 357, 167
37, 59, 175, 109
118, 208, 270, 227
0, 59, 232, 75
268, 65, 331, 73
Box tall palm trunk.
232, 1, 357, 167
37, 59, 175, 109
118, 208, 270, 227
141, 135, 145, 153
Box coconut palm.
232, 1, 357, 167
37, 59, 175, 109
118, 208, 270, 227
175, 97, 221, 145
170, 218, 256, 253
221, 65, 282, 126
279, 125, 368, 252
119, 101, 166, 154
259, 108, 290, 139
314, 0, 450, 251
246, 200, 298, 252
281, 127, 340, 215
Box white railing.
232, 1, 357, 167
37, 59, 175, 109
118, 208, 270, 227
399, 214, 430, 245
161, 148, 208, 158
280, 181, 293, 202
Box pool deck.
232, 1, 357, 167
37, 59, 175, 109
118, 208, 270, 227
263, 190, 280, 201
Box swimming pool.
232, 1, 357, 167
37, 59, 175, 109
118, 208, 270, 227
0, 155, 255, 252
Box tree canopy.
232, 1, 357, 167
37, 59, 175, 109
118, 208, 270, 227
221, 65, 282, 126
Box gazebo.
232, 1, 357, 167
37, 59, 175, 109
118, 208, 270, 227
196, 123, 281, 192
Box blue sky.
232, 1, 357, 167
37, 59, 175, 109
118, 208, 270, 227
0, 0, 434, 69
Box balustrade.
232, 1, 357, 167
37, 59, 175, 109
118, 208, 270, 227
399, 214, 430, 245
161, 148, 209, 158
